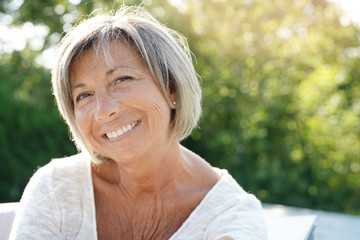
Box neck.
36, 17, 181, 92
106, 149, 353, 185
92, 141, 192, 199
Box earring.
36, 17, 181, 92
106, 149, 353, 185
172, 101, 176, 105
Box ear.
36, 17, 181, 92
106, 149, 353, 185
170, 93, 177, 109
168, 88, 177, 109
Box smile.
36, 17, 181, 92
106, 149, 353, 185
105, 121, 139, 139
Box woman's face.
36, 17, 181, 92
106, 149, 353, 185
70, 41, 175, 163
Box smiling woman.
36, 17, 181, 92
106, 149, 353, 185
9, 5, 266, 240
70, 40, 177, 164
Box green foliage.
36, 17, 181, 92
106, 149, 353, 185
1, 0, 359, 214
179, 0, 360, 214
0, 51, 77, 202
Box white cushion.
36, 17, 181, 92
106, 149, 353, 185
0, 202, 18, 240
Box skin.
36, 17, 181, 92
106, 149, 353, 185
70, 40, 220, 239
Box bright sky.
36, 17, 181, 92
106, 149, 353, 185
0, 0, 359, 69
327, 0, 360, 26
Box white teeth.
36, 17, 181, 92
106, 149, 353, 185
109, 132, 116, 138
122, 126, 128, 134
106, 121, 138, 139
116, 128, 123, 136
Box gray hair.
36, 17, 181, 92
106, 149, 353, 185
51, 6, 202, 160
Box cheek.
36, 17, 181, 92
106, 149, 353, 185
149, 102, 164, 118
147, 95, 172, 125
74, 107, 92, 135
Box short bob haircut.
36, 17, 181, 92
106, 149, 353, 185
52, 6, 202, 160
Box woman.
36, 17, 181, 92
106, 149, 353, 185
10, 6, 266, 240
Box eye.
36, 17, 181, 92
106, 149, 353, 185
75, 92, 92, 103
115, 76, 133, 84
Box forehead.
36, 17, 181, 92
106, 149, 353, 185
75, 40, 143, 68
69, 40, 148, 83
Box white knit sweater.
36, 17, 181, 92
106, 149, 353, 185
10, 153, 267, 239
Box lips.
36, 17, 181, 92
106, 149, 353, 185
105, 121, 139, 139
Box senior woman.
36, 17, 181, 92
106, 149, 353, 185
10, 6, 266, 240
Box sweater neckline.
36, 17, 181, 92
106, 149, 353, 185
86, 159, 227, 240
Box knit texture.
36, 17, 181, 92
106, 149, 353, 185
10, 153, 267, 239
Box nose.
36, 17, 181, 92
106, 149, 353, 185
94, 92, 120, 121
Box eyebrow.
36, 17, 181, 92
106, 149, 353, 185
106, 65, 136, 75
106, 67, 117, 75
106, 66, 125, 75
71, 67, 122, 91
72, 66, 136, 91
72, 83, 85, 91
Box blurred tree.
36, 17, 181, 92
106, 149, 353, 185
0, 0, 359, 214
0, 51, 77, 201
179, 0, 360, 213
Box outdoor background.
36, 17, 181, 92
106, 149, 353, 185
1, 0, 359, 215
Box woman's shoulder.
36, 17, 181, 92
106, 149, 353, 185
30, 151, 89, 174
202, 168, 267, 239
21, 153, 90, 193
48, 152, 91, 180
19, 154, 86, 194
49, 152, 90, 172
19, 152, 91, 203
173, 168, 267, 239
212, 168, 259, 202
10, 153, 95, 239
199, 168, 263, 213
